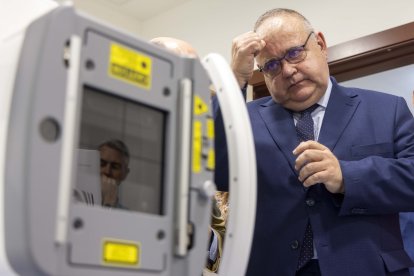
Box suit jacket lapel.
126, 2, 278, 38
259, 99, 299, 174
318, 79, 360, 150
257, 79, 360, 172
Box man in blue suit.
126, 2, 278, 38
214, 8, 414, 276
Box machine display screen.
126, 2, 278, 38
74, 86, 166, 215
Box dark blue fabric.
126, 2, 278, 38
213, 77, 414, 275
295, 104, 318, 269
296, 260, 321, 276
400, 212, 414, 276
295, 104, 318, 142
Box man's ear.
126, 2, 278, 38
315, 31, 328, 59
315, 31, 327, 51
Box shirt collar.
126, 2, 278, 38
316, 78, 332, 109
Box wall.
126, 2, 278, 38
140, 0, 414, 62
71, 0, 142, 36
341, 64, 414, 116
68, 0, 414, 63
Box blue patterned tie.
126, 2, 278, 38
296, 104, 318, 142
295, 104, 318, 270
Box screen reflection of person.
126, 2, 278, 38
99, 139, 130, 208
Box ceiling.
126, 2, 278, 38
96, 0, 191, 21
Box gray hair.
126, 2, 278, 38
99, 139, 130, 165
254, 8, 313, 32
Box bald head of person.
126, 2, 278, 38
150, 37, 198, 58
150, 36, 217, 96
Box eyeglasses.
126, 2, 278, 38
257, 32, 314, 78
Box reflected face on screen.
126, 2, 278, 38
79, 86, 166, 214
100, 145, 129, 184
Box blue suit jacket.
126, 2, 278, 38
214, 78, 414, 276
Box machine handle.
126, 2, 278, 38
55, 35, 82, 245
175, 78, 193, 256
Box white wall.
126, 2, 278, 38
72, 0, 142, 36
341, 64, 414, 115
69, 0, 414, 63
139, 0, 414, 62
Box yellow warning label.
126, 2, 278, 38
102, 239, 140, 267
206, 148, 215, 170
192, 120, 202, 173
194, 96, 209, 115
206, 118, 215, 139
108, 43, 152, 89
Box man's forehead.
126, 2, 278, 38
101, 158, 121, 165
256, 16, 305, 40
101, 146, 122, 157
256, 19, 308, 62
256, 17, 284, 37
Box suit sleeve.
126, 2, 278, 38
339, 96, 414, 216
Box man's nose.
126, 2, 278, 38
101, 163, 112, 176
280, 59, 297, 78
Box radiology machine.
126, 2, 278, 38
0, 2, 256, 275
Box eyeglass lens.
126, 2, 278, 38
261, 32, 313, 77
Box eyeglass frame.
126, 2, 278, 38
257, 31, 314, 78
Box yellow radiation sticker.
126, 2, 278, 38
194, 95, 209, 115
102, 239, 140, 267
108, 43, 152, 89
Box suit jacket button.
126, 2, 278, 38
291, 240, 299, 249
306, 198, 315, 207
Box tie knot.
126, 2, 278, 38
299, 104, 319, 117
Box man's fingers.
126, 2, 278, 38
294, 145, 344, 193
232, 32, 266, 57
293, 141, 327, 156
